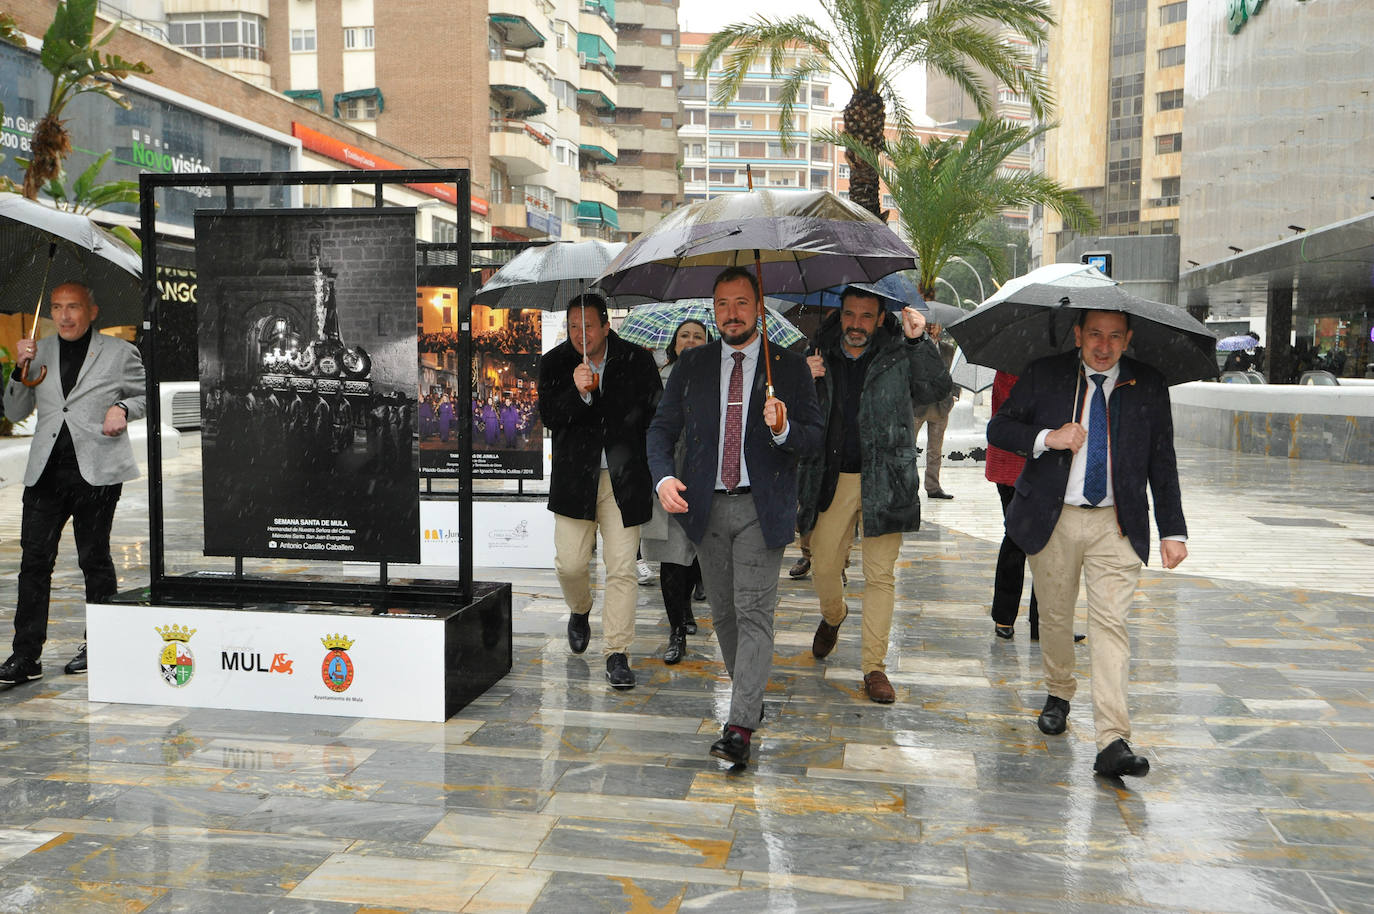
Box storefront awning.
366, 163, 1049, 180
576, 88, 615, 112
333, 87, 385, 117
576, 201, 619, 231
578, 143, 617, 164
490, 13, 546, 49
491, 84, 548, 117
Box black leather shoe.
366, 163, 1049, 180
789, 557, 811, 578
1074, 633, 1087, 643
710, 729, 750, 766
684, 605, 699, 634
605, 652, 635, 689
567, 612, 590, 654
994, 624, 1014, 640
663, 628, 687, 665
0, 655, 42, 685
1094, 738, 1150, 777
64, 643, 88, 675
927, 490, 955, 499
692, 582, 706, 603
811, 608, 847, 659
1037, 695, 1070, 735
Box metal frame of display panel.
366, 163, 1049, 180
138, 168, 475, 605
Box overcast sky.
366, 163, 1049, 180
677, 0, 929, 120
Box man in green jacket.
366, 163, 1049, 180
799, 288, 953, 702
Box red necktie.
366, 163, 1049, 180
722, 351, 744, 490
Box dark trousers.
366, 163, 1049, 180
14, 459, 122, 661
659, 558, 700, 631
991, 483, 1038, 630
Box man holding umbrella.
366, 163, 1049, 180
648, 267, 823, 767
537, 292, 661, 689
986, 309, 1188, 778
800, 287, 951, 703
0, 281, 145, 684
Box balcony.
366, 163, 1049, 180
488, 8, 546, 49
578, 63, 617, 112
616, 43, 678, 72
489, 58, 549, 116
490, 119, 553, 178
579, 121, 618, 163
579, 171, 619, 208
614, 83, 676, 113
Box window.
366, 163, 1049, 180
1157, 45, 1185, 69
737, 141, 766, 158
686, 109, 705, 125
344, 27, 375, 50
169, 12, 264, 60
1159, 1, 1187, 25
660, 32, 673, 46
659, 72, 674, 88
708, 168, 736, 185
737, 84, 767, 102
341, 96, 378, 119
432, 219, 458, 244
1157, 88, 1183, 111
660, 116, 674, 128
707, 140, 735, 157
1155, 132, 1182, 154
810, 86, 827, 106
838, 164, 849, 179
708, 112, 735, 129
291, 29, 316, 52
737, 116, 753, 128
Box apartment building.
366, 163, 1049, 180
677, 32, 836, 202
601, 0, 684, 239
1031, 0, 1186, 263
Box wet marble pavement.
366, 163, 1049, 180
0, 438, 1371, 913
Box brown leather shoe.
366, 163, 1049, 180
863, 670, 896, 703
811, 608, 847, 659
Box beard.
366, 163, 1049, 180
843, 327, 872, 349
720, 322, 758, 347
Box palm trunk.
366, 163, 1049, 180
22, 113, 70, 200
843, 88, 887, 220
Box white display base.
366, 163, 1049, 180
421, 498, 556, 569
87, 601, 448, 721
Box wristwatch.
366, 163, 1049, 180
115, 401, 129, 416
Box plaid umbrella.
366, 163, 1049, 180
617, 299, 804, 350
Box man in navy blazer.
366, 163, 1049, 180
986, 309, 1187, 779
648, 266, 822, 767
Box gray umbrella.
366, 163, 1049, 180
473, 239, 625, 309
945, 282, 1218, 385
0, 194, 142, 330
594, 189, 916, 301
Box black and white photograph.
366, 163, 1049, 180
195, 209, 420, 562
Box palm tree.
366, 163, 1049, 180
696, 0, 1054, 220
21, 0, 151, 200
825, 119, 1097, 300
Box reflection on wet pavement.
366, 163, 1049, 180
0, 438, 1370, 912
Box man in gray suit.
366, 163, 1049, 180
0, 281, 146, 684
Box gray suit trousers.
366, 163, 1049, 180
695, 492, 784, 730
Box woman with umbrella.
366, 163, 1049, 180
639, 319, 709, 664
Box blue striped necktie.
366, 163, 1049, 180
1083, 373, 1108, 505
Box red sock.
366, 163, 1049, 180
727, 725, 752, 743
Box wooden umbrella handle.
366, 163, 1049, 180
17, 243, 56, 387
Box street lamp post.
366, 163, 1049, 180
1006, 243, 1018, 279
945, 256, 985, 303
934, 276, 963, 303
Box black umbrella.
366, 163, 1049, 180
472, 239, 625, 310
0, 194, 142, 330
945, 282, 1218, 385
594, 189, 915, 301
